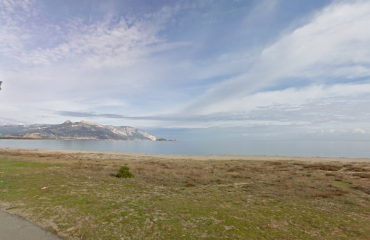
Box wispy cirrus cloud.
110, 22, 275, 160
2, 0, 370, 140
53, 81, 370, 129
184, 0, 370, 114
0, 0, 187, 68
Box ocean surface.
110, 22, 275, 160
0, 139, 370, 158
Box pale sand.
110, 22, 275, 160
1, 147, 370, 162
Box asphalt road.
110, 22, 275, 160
0, 209, 61, 240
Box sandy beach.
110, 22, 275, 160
1, 146, 370, 163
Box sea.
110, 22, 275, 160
0, 139, 370, 158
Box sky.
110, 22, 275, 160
1, 0, 370, 141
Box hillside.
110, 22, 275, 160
0, 120, 156, 141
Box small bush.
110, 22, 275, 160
353, 173, 370, 179
185, 182, 196, 187
116, 166, 134, 178
345, 166, 370, 172
227, 166, 245, 172
227, 172, 242, 178
352, 185, 370, 195
303, 164, 342, 171
311, 189, 349, 198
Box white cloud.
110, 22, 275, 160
1, 0, 370, 140
185, 0, 370, 114
193, 81, 370, 115
0, 1, 186, 68
352, 128, 368, 134
0, 1, 195, 125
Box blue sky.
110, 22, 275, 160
1, 0, 370, 140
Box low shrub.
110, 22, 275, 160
352, 185, 370, 194
353, 173, 370, 179
303, 164, 342, 171
311, 189, 349, 198
345, 166, 370, 172
116, 166, 134, 178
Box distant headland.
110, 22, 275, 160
0, 120, 156, 141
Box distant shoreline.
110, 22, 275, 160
0, 138, 156, 141
0, 138, 59, 140
1, 146, 370, 162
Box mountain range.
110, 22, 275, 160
0, 120, 156, 141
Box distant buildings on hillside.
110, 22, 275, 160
156, 138, 178, 142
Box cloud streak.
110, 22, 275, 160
54, 80, 370, 126
0, 0, 188, 68
185, 0, 370, 114
2, 0, 370, 140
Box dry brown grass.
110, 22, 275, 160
344, 165, 370, 172
1, 148, 370, 239
303, 163, 343, 171
353, 173, 370, 178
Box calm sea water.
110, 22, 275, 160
1, 139, 370, 158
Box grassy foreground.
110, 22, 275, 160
0, 149, 370, 239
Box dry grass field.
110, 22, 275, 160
1, 148, 370, 239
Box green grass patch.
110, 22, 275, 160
1, 156, 370, 239
334, 180, 351, 189
0, 159, 55, 168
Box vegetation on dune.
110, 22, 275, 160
0, 149, 370, 239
